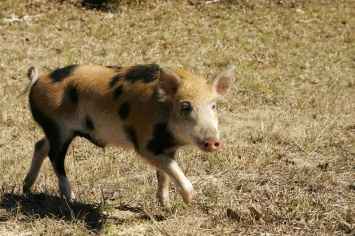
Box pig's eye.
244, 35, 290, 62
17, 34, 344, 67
211, 101, 217, 110
181, 101, 193, 116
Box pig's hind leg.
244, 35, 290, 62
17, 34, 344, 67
23, 137, 50, 194
47, 130, 76, 201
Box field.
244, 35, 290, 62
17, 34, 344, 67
0, 0, 354, 235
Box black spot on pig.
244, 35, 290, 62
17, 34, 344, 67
147, 122, 179, 155
114, 85, 123, 99
109, 74, 122, 88
125, 64, 159, 83
85, 115, 95, 131
68, 86, 79, 104
125, 126, 139, 151
50, 65, 78, 82
118, 102, 130, 120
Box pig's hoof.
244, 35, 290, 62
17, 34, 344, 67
157, 195, 170, 208
60, 190, 76, 203
23, 183, 35, 195
180, 182, 194, 205
23, 184, 31, 194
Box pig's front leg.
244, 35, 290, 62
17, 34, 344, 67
156, 170, 170, 206
145, 153, 194, 205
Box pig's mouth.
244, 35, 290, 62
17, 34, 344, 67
197, 138, 221, 152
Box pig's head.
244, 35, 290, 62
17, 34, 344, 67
157, 66, 234, 152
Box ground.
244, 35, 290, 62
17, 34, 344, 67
0, 0, 354, 235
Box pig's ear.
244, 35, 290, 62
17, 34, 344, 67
210, 66, 235, 99
157, 66, 181, 101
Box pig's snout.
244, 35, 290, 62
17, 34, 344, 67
200, 138, 221, 152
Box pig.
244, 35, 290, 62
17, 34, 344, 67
20, 64, 234, 206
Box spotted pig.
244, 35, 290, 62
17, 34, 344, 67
20, 64, 234, 206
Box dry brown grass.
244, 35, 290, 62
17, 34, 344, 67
1, 0, 354, 235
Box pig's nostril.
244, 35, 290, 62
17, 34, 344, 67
200, 138, 221, 152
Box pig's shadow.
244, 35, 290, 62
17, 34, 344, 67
0, 192, 105, 231
0, 193, 165, 232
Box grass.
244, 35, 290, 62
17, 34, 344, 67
1, 0, 354, 235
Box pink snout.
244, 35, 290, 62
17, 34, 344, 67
200, 138, 221, 152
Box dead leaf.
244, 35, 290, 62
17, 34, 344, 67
227, 208, 241, 221
248, 206, 261, 221
317, 162, 329, 171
